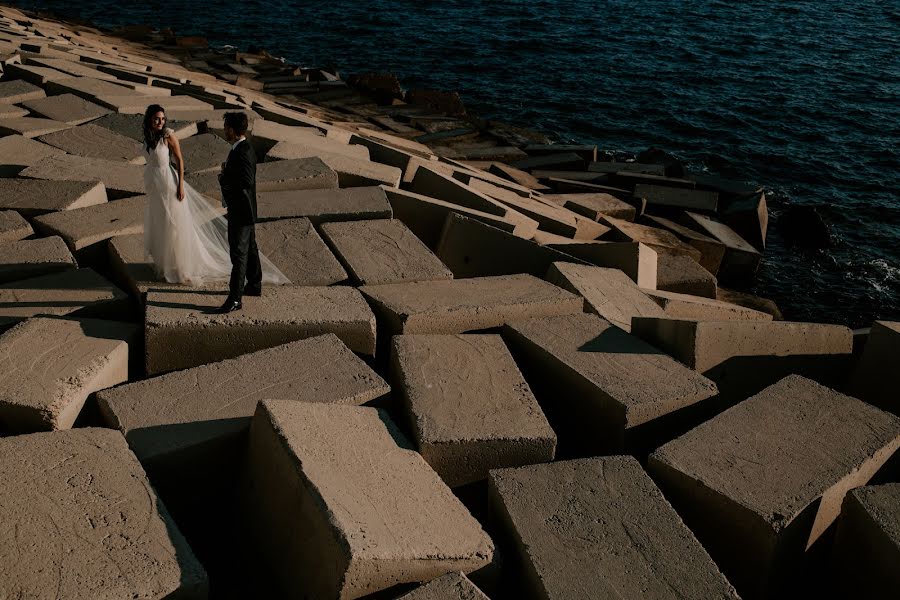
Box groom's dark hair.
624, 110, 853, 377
223, 112, 249, 136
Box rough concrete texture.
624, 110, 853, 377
545, 240, 658, 289
0, 209, 33, 242
552, 192, 637, 221
602, 215, 703, 262
831, 483, 900, 599
321, 219, 453, 285
21, 153, 145, 196
0, 317, 134, 432
255, 156, 338, 191
244, 401, 494, 598
362, 274, 583, 335
178, 132, 231, 173
266, 137, 369, 162
20, 92, 112, 124
385, 186, 537, 248
314, 151, 403, 188
99, 334, 388, 468
0, 78, 45, 103
3, 63, 72, 86
410, 165, 523, 219
488, 457, 739, 600
644, 214, 725, 275
656, 253, 718, 299
0, 178, 107, 216
33, 195, 145, 252
0, 133, 65, 176
144, 286, 376, 374
718, 287, 783, 320
683, 211, 761, 278
91, 112, 198, 142
546, 262, 664, 332
247, 118, 325, 156
37, 123, 146, 164
489, 162, 548, 191
0, 236, 77, 283
635, 183, 719, 211
255, 218, 348, 285
397, 572, 489, 600
256, 185, 392, 224
0, 428, 208, 599
0, 104, 30, 120
503, 313, 718, 453
391, 334, 556, 486
0, 268, 128, 329
94, 94, 213, 115
0, 115, 71, 138
649, 375, 900, 599
644, 289, 774, 322
848, 321, 900, 414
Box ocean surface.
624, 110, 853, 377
12, 0, 900, 328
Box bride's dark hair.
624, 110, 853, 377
143, 104, 167, 150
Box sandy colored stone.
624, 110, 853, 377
144, 286, 376, 374
649, 375, 900, 599
545, 240, 658, 289
391, 334, 556, 486
245, 401, 494, 598
0, 78, 44, 103
0, 209, 32, 242
99, 334, 388, 468
247, 118, 325, 156
397, 573, 489, 600
44, 75, 159, 101
0, 134, 65, 176
3, 63, 72, 85
93, 94, 213, 114
256, 185, 392, 223
656, 253, 717, 298
0, 236, 76, 283
602, 215, 702, 262
489, 457, 739, 600
33, 195, 144, 254
21, 153, 145, 197
683, 211, 761, 278
409, 165, 521, 218
255, 218, 348, 285
20, 93, 112, 124
0, 103, 28, 119
253, 156, 338, 192
37, 122, 145, 163
362, 273, 582, 336
265, 137, 369, 162
848, 320, 900, 413
0, 179, 107, 218
645, 214, 726, 275
179, 132, 231, 173
546, 262, 664, 332
644, 289, 773, 321
0, 428, 208, 599
548, 192, 637, 222
0, 116, 71, 138
488, 162, 548, 191
0, 317, 134, 432
91, 112, 198, 141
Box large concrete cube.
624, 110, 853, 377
0, 178, 107, 216
256, 186, 392, 223
20, 92, 112, 125
656, 253, 717, 298
21, 153, 145, 197
37, 122, 145, 163
397, 572, 489, 600
0, 134, 66, 176
255, 217, 348, 285
848, 320, 900, 414
0, 236, 77, 283
545, 240, 658, 289
0, 209, 33, 242
644, 289, 773, 322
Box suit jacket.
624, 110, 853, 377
219, 139, 258, 226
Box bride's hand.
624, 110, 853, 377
177, 186, 185, 201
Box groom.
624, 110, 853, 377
213, 112, 261, 314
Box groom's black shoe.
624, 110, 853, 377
243, 285, 262, 297
210, 298, 242, 314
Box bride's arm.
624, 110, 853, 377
166, 132, 186, 202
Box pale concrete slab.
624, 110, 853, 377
2, 63, 72, 85
91, 112, 198, 142
93, 94, 213, 114
0, 428, 207, 599
144, 286, 376, 374
321, 218, 452, 285
256, 185, 392, 223
544, 240, 658, 289
657, 254, 717, 298
44, 75, 159, 100
37, 122, 145, 163
0, 179, 106, 217
718, 287, 784, 321
0, 104, 28, 119
489, 457, 739, 599
0, 209, 32, 241
247, 118, 324, 156
0, 317, 135, 432
315, 151, 403, 188
409, 166, 531, 224
361, 273, 583, 335
33, 195, 144, 257
391, 334, 556, 486
0, 236, 76, 283
683, 211, 761, 278
645, 289, 773, 322
20, 93, 111, 124
602, 215, 703, 261
20, 154, 144, 197
178, 132, 231, 173
0, 134, 65, 176
255, 218, 348, 285
649, 375, 900, 599
644, 214, 725, 275
546, 262, 664, 332
244, 401, 494, 598
265, 137, 369, 162
99, 334, 388, 469
0, 78, 44, 103
0, 116, 71, 138
635, 183, 718, 211
503, 313, 719, 453
397, 573, 489, 600
552, 191, 637, 222
848, 320, 900, 414
488, 162, 548, 191
255, 156, 338, 192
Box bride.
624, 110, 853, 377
142, 104, 290, 288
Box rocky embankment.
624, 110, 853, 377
0, 5, 898, 600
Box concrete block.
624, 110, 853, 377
265, 137, 369, 162
0, 268, 129, 330
608, 171, 696, 190
545, 240, 658, 289
244, 401, 493, 598
397, 572, 489, 600
255, 218, 348, 285
21, 154, 144, 197
488, 457, 739, 599
503, 313, 718, 453
644, 214, 725, 275
0, 209, 32, 241
526, 144, 597, 163
91, 112, 198, 141
99, 335, 388, 470
512, 152, 585, 172
43, 75, 155, 99
409, 166, 519, 219
546, 262, 664, 332
644, 289, 773, 322
720, 189, 768, 250
848, 320, 900, 413
682, 211, 761, 278
179, 132, 231, 173
33, 195, 144, 262
602, 215, 703, 261
390, 334, 556, 486
0, 104, 29, 119
549, 192, 637, 221
588, 161, 666, 175
0, 317, 134, 432
350, 132, 433, 173
144, 286, 376, 374
0, 428, 207, 599
0, 178, 106, 219
635, 183, 718, 211
448, 164, 537, 198
649, 375, 900, 599
256, 185, 392, 223
657, 253, 717, 298
718, 287, 783, 321
247, 118, 324, 156
0, 236, 76, 283
488, 162, 548, 191
2, 63, 72, 85
361, 273, 583, 336
20, 93, 111, 124
266, 138, 400, 187
0, 78, 44, 103
0, 116, 71, 138
36, 122, 145, 163
93, 94, 213, 114
321, 218, 452, 285
255, 156, 338, 192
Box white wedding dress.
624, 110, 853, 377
143, 130, 290, 286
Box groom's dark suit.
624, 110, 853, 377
219, 138, 261, 301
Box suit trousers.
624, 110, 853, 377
227, 221, 262, 300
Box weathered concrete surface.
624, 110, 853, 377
391, 334, 556, 486
3, 63, 72, 86
244, 401, 494, 598
645, 289, 774, 322
33, 195, 144, 257
503, 313, 719, 454
321, 219, 453, 285
645, 214, 725, 275
0, 178, 106, 216
656, 254, 718, 298
848, 320, 900, 414
256, 185, 392, 224
0, 133, 65, 176
635, 183, 718, 211
0, 317, 134, 432
317, 151, 404, 188
721, 190, 768, 250
545, 240, 658, 289
683, 211, 761, 278
0, 104, 29, 119
0, 78, 45, 103
265, 137, 369, 162
0, 115, 71, 138
0, 268, 128, 329
409, 166, 527, 220
255, 218, 348, 285
718, 287, 783, 321
649, 375, 900, 599
545, 262, 664, 332
0, 236, 77, 283
91, 112, 198, 141
362, 274, 583, 336
37, 122, 146, 164
489, 162, 549, 191
144, 286, 376, 374
255, 156, 338, 192
552, 191, 637, 222
602, 215, 703, 261
397, 572, 489, 600
247, 118, 325, 157
94, 94, 213, 115
20, 93, 111, 125
0, 428, 208, 599
831, 483, 900, 599
385, 186, 537, 248
0, 209, 32, 242
179, 132, 231, 173
99, 335, 388, 469
488, 457, 739, 600
21, 154, 145, 197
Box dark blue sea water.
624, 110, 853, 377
12, 0, 900, 328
